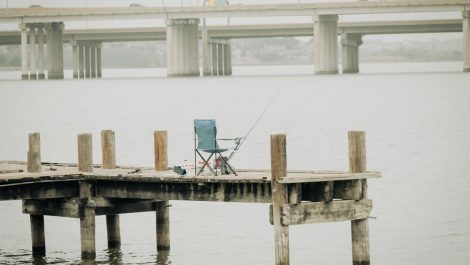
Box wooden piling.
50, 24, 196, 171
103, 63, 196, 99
271, 134, 289, 265
78, 133, 93, 172
79, 181, 96, 260
27, 133, 41, 173
101, 130, 121, 248
101, 130, 116, 169
154, 131, 168, 171
155, 201, 170, 251
30, 214, 45, 257
106, 215, 121, 248
349, 131, 370, 265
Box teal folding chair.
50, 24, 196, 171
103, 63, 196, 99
194, 119, 242, 176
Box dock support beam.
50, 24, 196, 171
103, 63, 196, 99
154, 131, 168, 171
27, 132, 45, 257
349, 131, 370, 265
314, 15, 339, 74
155, 201, 170, 251
101, 130, 121, 248
46, 22, 64, 79
166, 18, 200, 77
78, 134, 95, 259
341, 34, 363, 74
30, 215, 46, 257
271, 134, 289, 265
464, 11, 470, 72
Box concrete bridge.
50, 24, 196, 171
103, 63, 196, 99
0, 0, 469, 79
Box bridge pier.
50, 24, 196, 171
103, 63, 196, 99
166, 18, 200, 77
464, 11, 470, 72
314, 15, 339, 74
341, 33, 363, 74
46, 22, 64, 79
20, 24, 29, 80
97, 47, 102, 78
202, 28, 212, 76
85, 47, 91, 78
37, 26, 45, 80
91, 47, 97, 78
208, 40, 232, 76
29, 28, 37, 80
224, 42, 232, 75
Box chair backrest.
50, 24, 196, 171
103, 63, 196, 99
194, 119, 218, 150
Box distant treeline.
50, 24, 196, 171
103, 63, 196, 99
0, 37, 463, 69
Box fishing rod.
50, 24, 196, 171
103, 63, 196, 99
227, 88, 283, 162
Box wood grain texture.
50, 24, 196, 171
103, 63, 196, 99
154, 131, 168, 171
106, 214, 121, 248
349, 131, 370, 265
282, 199, 372, 225
270, 134, 289, 265
27, 133, 41, 173
79, 181, 96, 259
101, 130, 116, 169
78, 133, 93, 173
155, 201, 170, 250
30, 214, 46, 257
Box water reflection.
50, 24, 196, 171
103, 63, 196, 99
155, 251, 170, 265
105, 248, 123, 265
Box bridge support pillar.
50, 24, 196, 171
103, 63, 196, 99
217, 43, 224, 76
37, 26, 45, 80
97, 47, 102, 78
224, 42, 232, 76
202, 28, 212, 76
72, 43, 79, 79
464, 11, 470, 72
313, 15, 338, 74
29, 28, 37, 80
85, 47, 91, 78
211, 43, 218, 76
341, 34, 362, 74
91, 47, 97, 78
166, 18, 200, 77
20, 23, 29, 80
79, 46, 85, 78
46, 22, 64, 79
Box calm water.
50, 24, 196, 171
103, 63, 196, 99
0, 63, 469, 265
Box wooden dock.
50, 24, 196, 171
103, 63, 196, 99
0, 130, 381, 265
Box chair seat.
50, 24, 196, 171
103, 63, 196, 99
199, 148, 230, 153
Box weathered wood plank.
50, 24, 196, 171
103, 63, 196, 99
154, 131, 168, 171
79, 181, 95, 260
349, 131, 371, 265
279, 171, 381, 183
271, 134, 289, 265
30, 214, 46, 257
78, 133, 93, 173
96, 180, 272, 203
155, 201, 170, 250
106, 214, 121, 248
0, 180, 79, 200
27, 133, 41, 173
23, 198, 80, 218
281, 199, 372, 225
101, 130, 116, 169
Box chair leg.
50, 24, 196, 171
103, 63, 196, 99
196, 151, 216, 176
218, 152, 238, 176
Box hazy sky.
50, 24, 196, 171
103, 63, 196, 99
0, 0, 462, 41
